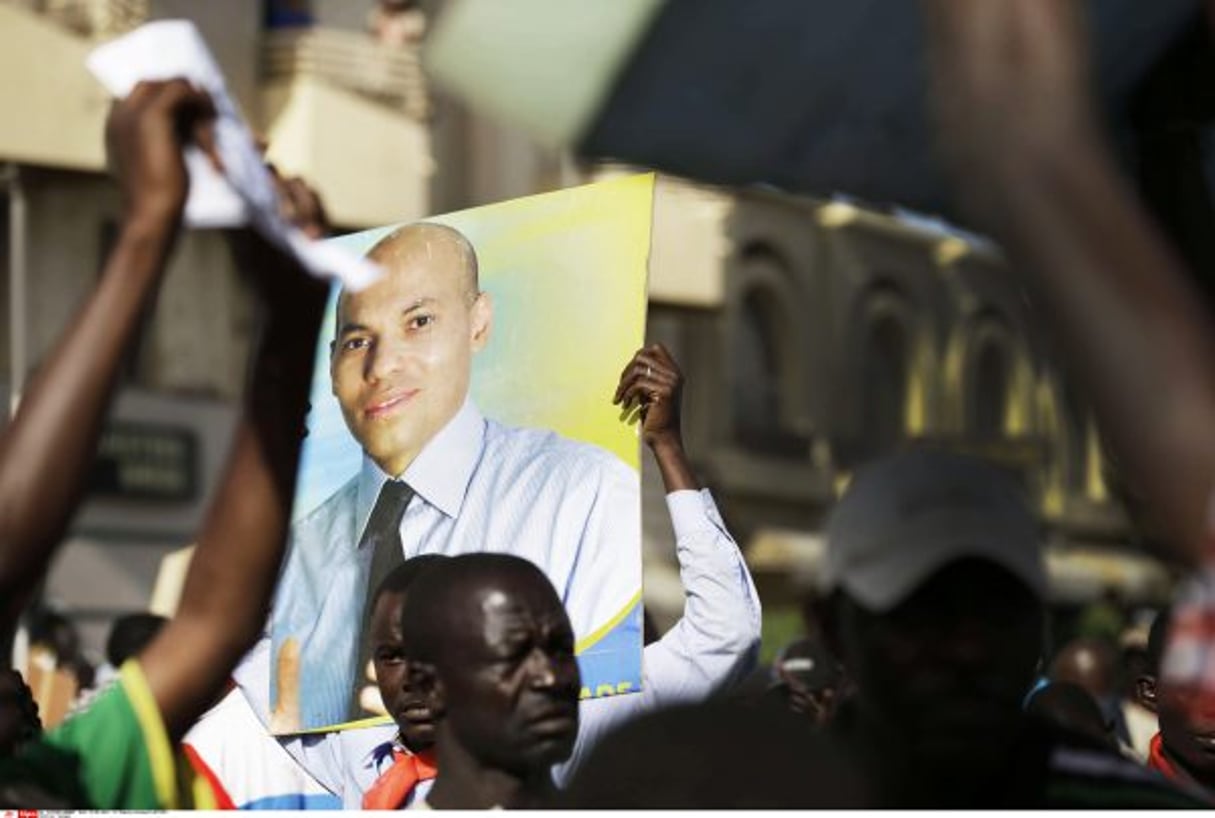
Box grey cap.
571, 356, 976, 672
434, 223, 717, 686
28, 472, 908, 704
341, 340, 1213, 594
820, 449, 1046, 612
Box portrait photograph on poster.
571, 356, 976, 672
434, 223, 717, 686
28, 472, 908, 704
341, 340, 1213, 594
266, 173, 654, 734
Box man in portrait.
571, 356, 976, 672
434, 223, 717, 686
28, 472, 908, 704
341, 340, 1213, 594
266, 222, 643, 731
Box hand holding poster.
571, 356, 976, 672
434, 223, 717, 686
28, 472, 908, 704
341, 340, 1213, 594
264, 174, 654, 733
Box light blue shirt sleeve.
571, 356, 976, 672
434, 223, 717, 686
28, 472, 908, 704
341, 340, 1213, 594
553, 488, 761, 784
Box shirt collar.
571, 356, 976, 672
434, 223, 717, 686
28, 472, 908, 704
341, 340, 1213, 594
355, 399, 485, 539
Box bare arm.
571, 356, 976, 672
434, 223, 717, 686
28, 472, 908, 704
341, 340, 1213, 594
0, 80, 215, 635
922, 0, 1215, 562
138, 197, 330, 742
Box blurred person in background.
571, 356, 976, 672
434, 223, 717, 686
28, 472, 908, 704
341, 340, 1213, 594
28, 610, 93, 692
1121, 620, 1159, 761
104, 613, 168, 678
818, 449, 1199, 807
67, 612, 169, 721
1050, 637, 1129, 750
762, 636, 847, 728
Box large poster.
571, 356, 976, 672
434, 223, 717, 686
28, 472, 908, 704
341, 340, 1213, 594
268, 174, 653, 733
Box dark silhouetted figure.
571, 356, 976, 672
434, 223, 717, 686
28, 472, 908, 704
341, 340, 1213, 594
819, 450, 1200, 807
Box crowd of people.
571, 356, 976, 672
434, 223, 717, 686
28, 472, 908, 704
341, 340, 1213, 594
3, 0, 1215, 808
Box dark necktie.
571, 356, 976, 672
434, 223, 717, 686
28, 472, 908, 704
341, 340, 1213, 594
353, 479, 415, 717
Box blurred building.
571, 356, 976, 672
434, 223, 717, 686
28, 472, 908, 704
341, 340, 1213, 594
624, 179, 1174, 648
0, 0, 1169, 662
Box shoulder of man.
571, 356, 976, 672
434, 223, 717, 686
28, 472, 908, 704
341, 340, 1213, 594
271, 476, 362, 606
288, 476, 360, 545
484, 418, 637, 486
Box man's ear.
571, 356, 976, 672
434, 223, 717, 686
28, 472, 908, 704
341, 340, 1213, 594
1136, 675, 1158, 713
470, 291, 492, 353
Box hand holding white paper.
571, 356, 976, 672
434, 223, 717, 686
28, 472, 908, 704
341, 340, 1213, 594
87, 20, 380, 291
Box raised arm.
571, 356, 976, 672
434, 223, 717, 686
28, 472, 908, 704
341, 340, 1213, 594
136, 200, 329, 742
615, 343, 761, 695
0, 80, 215, 636
922, 0, 1215, 563
557, 346, 761, 781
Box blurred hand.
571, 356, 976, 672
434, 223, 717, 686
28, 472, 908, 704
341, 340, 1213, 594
786, 683, 837, 728
613, 344, 684, 449
228, 172, 330, 314
922, 0, 1097, 177
105, 78, 217, 229
270, 167, 331, 240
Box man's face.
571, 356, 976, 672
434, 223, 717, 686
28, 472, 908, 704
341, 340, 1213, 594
838, 559, 1043, 769
437, 578, 581, 775
331, 233, 490, 477
370, 590, 438, 751
1157, 681, 1215, 779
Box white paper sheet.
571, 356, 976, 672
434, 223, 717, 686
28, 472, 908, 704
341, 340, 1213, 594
87, 20, 381, 290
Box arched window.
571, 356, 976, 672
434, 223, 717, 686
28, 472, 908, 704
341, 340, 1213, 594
729, 246, 807, 458
860, 312, 908, 455
1062, 382, 1090, 493
732, 288, 782, 449
969, 338, 1010, 441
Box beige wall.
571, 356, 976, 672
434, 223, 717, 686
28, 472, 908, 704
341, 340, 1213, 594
23, 172, 117, 367
648, 176, 729, 307
312, 0, 378, 31
262, 77, 433, 228
16, 170, 252, 399
141, 230, 253, 399
0, 5, 108, 172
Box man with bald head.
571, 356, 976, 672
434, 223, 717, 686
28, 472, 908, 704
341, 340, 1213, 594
260, 221, 649, 732
332, 224, 486, 482
399, 552, 580, 809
